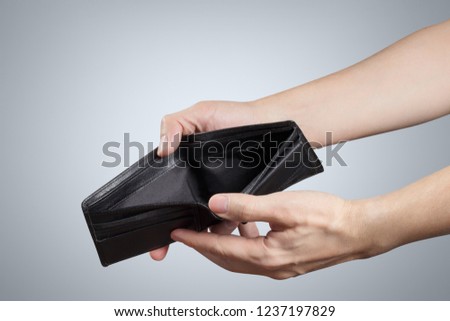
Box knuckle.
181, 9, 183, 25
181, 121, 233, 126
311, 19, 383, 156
160, 114, 173, 128
258, 240, 292, 273
161, 113, 173, 122
233, 196, 255, 221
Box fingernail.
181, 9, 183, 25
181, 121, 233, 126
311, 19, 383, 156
210, 195, 228, 214
158, 134, 168, 156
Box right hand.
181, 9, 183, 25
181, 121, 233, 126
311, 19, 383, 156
150, 100, 269, 261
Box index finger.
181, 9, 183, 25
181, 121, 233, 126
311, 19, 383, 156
171, 228, 266, 264
157, 104, 213, 157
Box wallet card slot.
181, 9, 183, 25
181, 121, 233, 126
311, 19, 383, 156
93, 207, 189, 240
96, 215, 194, 243
82, 150, 174, 209
90, 203, 193, 224
95, 216, 197, 266
107, 159, 184, 210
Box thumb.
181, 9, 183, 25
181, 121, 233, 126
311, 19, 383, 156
157, 116, 183, 157
209, 193, 292, 226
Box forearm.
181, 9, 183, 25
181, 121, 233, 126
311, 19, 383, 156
253, 19, 450, 146
355, 166, 450, 257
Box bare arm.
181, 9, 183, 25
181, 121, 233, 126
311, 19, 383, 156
171, 166, 450, 279
255, 19, 450, 146
360, 166, 450, 256
156, 20, 450, 152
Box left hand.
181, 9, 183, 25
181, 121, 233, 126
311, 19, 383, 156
171, 191, 382, 279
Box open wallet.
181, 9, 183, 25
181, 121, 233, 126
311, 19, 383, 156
82, 121, 324, 266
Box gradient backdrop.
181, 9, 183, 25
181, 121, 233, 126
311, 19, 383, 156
1, 0, 449, 300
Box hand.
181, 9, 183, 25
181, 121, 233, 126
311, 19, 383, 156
156, 100, 269, 157
170, 191, 384, 279
150, 100, 270, 261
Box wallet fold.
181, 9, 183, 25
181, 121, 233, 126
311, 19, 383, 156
82, 120, 324, 266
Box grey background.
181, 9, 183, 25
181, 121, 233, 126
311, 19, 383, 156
1, 0, 449, 300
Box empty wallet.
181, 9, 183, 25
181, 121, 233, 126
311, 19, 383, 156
82, 120, 324, 266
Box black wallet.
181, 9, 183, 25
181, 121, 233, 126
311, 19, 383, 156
82, 121, 323, 266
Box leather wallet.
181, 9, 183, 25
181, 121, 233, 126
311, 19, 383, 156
82, 121, 324, 266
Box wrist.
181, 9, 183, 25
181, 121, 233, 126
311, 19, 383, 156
250, 91, 326, 147
347, 197, 400, 259
248, 97, 290, 124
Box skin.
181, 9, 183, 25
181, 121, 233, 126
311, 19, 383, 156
150, 19, 450, 279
